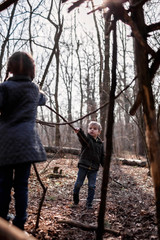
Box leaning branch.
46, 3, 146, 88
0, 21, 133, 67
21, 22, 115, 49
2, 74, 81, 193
0, 0, 18, 12
67, 0, 86, 12
0, 217, 36, 240
37, 78, 135, 127
146, 22, 160, 33
32, 163, 48, 229
57, 218, 120, 237
113, 5, 156, 58
130, 49, 160, 115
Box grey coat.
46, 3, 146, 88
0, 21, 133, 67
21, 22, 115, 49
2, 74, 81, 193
0, 75, 47, 166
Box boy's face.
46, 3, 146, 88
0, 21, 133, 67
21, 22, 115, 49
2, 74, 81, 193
88, 124, 100, 139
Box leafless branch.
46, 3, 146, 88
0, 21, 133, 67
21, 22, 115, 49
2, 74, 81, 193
146, 22, 160, 33
57, 218, 120, 236
67, 0, 86, 12
130, 49, 160, 116
36, 78, 135, 127
0, 0, 18, 12
32, 163, 48, 229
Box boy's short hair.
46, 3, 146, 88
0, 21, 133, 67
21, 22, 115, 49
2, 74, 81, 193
88, 121, 102, 131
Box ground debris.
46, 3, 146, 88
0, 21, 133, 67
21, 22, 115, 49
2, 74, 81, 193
14, 157, 158, 239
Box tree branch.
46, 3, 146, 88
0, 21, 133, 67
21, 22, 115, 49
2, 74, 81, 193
36, 78, 135, 127
146, 22, 160, 33
112, 5, 156, 57
67, 0, 86, 12
130, 49, 160, 116
57, 218, 120, 236
0, 0, 18, 12
32, 163, 48, 229
0, 217, 36, 240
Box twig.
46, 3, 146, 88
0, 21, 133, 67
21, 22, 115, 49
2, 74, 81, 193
57, 218, 120, 236
32, 163, 48, 229
37, 78, 135, 128
0, 0, 18, 12
110, 177, 127, 188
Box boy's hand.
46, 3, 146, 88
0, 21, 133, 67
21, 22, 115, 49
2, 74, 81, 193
74, 127, 80, 134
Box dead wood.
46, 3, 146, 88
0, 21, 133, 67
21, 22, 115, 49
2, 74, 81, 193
57, 218, 120, 237
130, 49, 160, 116
45, 146, 80, 155
0, 217, 35, 240
32, 163, 48, 229
129, 91, 142, 116
0, 0, 18, 12
116, 158, 147, 167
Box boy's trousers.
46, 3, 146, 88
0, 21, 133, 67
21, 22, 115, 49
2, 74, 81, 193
73, 167, 97, 205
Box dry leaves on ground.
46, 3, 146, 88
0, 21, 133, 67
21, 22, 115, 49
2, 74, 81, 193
10, 157, 158, 239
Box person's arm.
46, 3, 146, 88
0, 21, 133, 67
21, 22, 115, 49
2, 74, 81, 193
0, 90, 3, 109
100, 143, 105, 167
38, 90, 47, 106
75, 128, 89, 147
0, 85, 5, 110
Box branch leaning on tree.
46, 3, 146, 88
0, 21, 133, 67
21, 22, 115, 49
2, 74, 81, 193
130, 49, 160, 116
36, 78, 135, 127
0, 0, 18, 12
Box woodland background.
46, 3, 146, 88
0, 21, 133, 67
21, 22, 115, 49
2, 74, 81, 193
0, 0, 160, 239
0, 0, 159, 157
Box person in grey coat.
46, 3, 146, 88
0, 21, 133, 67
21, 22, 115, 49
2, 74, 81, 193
0, 51, 47, 230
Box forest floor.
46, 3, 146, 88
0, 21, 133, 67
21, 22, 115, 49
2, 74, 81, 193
10, 155, 158, 239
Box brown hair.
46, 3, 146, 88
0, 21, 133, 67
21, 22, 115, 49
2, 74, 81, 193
4, 51, 35, 81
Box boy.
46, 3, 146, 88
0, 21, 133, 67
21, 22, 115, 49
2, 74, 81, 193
73, 121, 104, 209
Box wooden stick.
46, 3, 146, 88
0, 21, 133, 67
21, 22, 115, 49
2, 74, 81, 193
0, 217, 36, 240
32, 163, 48, 229
45, 105, 76, 131
57, 218, 120, 236
37, 79, 135, 128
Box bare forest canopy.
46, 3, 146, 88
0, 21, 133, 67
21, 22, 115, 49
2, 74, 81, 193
0, 0, 159, 156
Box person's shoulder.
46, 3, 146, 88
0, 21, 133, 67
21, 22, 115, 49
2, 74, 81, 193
0, 80, 11, 89
32, 81, 38, 87
97, 137, 103, 144
0, 82, 7, 92
0, 81, 6, 87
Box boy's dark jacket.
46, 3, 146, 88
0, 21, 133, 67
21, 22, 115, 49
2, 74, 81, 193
0, 76, 47, 166
77, 128, 104, 171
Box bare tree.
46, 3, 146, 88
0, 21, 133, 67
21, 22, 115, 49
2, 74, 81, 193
39, 0, 63, 146
0, 2, 17, 80
63, 0, 160, 238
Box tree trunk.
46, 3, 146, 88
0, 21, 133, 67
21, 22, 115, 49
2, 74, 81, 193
0, 2, 17, 80
57, 218, 120, 236
55, 48, 61, 146
131, 3, 160, 237
75, 40, 83, 129
100, 19, 110, 139
96, 18, 117, 240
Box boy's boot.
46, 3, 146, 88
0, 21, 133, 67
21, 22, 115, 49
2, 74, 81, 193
86, 202, 93, 209
73, 193, 79, 205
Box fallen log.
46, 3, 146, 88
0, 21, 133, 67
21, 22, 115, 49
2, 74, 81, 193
116, 158, 147, 167
57, 218, 120, 237
0, 217, 35, 240
45, 146, 80, 155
